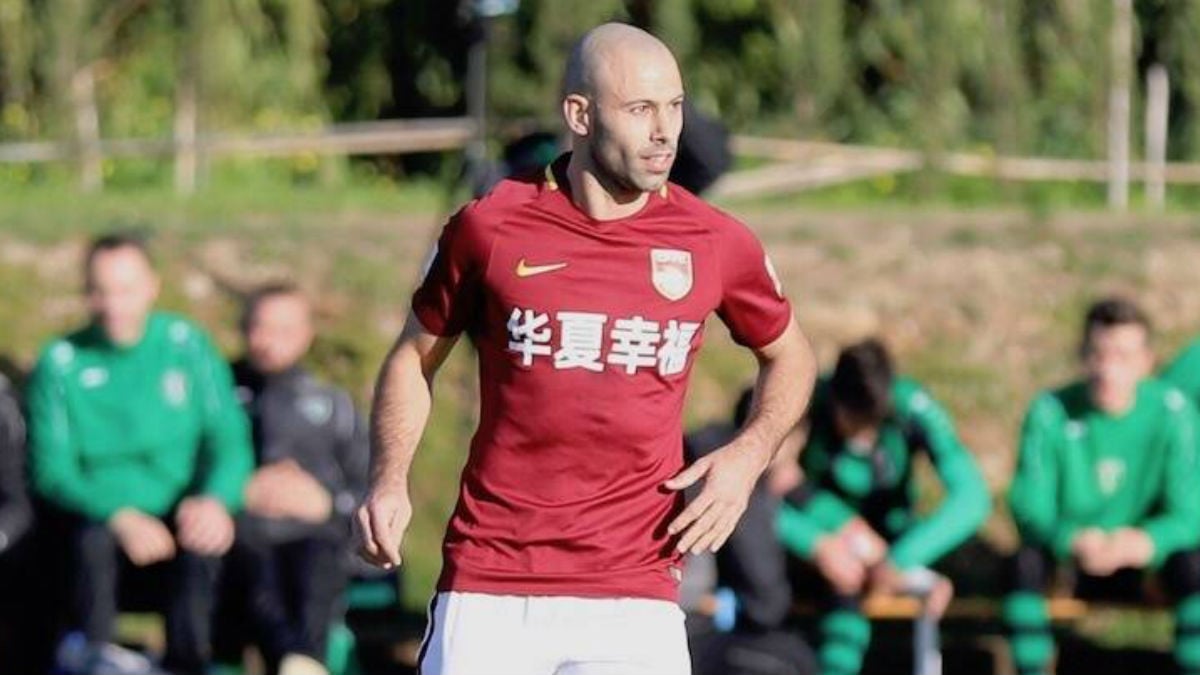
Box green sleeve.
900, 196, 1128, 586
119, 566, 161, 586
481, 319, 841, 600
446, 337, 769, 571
189, 331, 253, 512
1162, 341, 1200, 404
1008, 394, 1078, 558
779, 432, 859, 558
777, 501, 831, 558
26, 350, 123, 521
1140, 393, 1200, 565
804, 490, 857, 530
889, 391, 991, 569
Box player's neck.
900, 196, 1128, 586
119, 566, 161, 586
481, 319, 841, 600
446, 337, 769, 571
565, 153, 650, 221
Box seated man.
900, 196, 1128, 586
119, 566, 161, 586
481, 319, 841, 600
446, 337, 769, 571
1005, 297, 1200, 675
777, 338, 990, 675
26, 233, 253, 675
686, 388, 815, 675
221, 283, 369, 675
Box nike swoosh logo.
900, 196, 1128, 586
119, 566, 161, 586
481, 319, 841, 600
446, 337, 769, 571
516, 258, 568, 277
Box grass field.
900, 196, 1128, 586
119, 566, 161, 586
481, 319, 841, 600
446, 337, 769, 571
4, 171, 1200, 612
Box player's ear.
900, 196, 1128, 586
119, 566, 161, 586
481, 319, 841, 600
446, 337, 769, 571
563, 94, 591, 137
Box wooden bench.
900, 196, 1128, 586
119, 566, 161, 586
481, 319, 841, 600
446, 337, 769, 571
793, 594, 1167, 675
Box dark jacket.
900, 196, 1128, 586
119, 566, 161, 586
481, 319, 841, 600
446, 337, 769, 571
0, 374, 31, 555
685, 423, 793, 632
232, 361, 369, 540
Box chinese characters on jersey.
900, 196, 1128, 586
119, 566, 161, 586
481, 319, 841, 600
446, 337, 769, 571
507, 307, 700, 377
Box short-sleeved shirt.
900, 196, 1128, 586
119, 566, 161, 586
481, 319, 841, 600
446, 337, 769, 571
413, 154, 793, 601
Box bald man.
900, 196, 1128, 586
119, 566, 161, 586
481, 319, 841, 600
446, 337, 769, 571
355, 23, 817, 675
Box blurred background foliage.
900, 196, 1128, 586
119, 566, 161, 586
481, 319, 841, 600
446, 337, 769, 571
4, 0, 1200, 184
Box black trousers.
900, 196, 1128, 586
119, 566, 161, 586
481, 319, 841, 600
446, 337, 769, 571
691, 624, 817, 675
1007, 545, 1200, 601
215, 516, 347, 672
0, 532, 45, 675
73, 518, 220, 675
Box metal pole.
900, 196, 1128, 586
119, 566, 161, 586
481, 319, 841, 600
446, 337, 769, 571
903, 568, 943, 675
1107, 0, 1133, 210
464, 17, 489, 194
1145, 63, 1170, 210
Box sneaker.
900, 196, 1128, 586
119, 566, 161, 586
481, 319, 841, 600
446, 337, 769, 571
53, 631, 90, 675
83, 642, 164, 675
278, 653, 329, 675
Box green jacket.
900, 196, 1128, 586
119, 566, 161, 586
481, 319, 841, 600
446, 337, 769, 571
27, 312, 253, 522
1008, 378, 1200, 566
778, 376, 990, 569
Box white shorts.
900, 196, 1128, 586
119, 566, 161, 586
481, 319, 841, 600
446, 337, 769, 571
416, 592, 691, 675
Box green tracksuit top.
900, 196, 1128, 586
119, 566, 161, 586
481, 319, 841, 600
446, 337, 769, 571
778, 376, 990, 569
1008, 378, 1200, 566
27, 312, 253, 522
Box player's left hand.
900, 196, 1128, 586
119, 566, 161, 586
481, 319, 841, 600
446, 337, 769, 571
1109, 527, 1155, 569
175, 496, 235, 557
664, 442, 768, 554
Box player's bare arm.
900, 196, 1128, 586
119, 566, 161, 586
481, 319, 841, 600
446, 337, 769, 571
355, 311, 458, 570
666, 316, 816, 554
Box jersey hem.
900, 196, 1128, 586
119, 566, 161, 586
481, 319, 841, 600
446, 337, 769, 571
437, 563, 681, 603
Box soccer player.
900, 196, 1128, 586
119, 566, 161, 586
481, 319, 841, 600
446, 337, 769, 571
219, 283, 369, 675
26, 233, 254, 675
355, 22, 816, 675
777, 338, 989, 675
1005, 297, 1200, 675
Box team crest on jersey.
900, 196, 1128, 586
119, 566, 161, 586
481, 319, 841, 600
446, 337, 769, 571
80, 367, 108, 389
650, 249, 693, 301
1097, 458, 1125, 495
163, 370, 188, 407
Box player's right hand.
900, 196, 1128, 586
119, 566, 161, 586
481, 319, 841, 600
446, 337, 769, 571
839, 517, 887, 566
1071, 528, 1118, 576
108, 508, 176, 567
354, 490, 412, 570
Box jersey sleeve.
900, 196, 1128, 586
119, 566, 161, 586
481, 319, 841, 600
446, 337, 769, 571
888, 387, 991, 569
715, 218, 792, 349
1008, 394, 1076, 557
776, 500, 832, 559
188, 328, 254, 512
26, 344, 123, 521
1140, 390, 1200, 565
778, 414, 859, 558
411, 204, 492, 337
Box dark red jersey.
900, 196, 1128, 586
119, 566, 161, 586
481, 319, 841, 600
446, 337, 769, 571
412, 155, 792, 601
